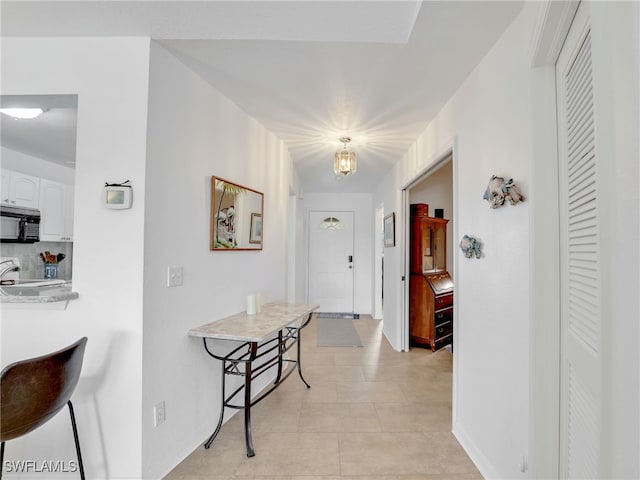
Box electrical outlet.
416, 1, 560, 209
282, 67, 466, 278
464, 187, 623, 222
167, 266, 184, 287
154, 401, 166, 427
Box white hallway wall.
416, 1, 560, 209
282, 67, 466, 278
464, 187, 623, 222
1, 37, 151, 479
410, 10, 532, 478
377, 4, 535, 478
374, 168, 404, 348
375, 2, 639, 479
141, 42, 292, 479
301, 193, 373, 315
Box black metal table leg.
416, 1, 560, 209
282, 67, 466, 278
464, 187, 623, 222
204, 356, 227, 449
274, 330, 283, 385
296, 324, 311, 388
244, 342, 257, 457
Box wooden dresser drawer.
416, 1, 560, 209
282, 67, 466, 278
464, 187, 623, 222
435, 320, 452, 340
434, 334, 453, 351
434, 307, 453, 326
434, 293, 453, 310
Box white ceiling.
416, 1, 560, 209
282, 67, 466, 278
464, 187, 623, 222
1, 1, 523, 193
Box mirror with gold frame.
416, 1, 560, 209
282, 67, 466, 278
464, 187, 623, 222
210, 176, 264, 250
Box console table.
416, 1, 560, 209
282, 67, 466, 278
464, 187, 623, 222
188, 302, 319, 457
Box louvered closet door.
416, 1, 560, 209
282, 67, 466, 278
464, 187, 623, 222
556, 3, 602, 478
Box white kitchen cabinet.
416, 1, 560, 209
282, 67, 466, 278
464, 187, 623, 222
0, 169, 40, 208
39, 179, 73, 241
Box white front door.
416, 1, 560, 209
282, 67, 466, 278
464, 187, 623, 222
308, 211, 354, 312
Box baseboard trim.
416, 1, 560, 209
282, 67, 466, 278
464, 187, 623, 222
452, 421, 499, 480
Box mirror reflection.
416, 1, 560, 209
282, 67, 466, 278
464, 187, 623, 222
210, 177, 263, 250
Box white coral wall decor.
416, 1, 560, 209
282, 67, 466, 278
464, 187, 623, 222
459, 235, 482, 259
482, 175, 525, 208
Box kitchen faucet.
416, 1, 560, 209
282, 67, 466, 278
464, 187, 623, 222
0, 259, 20, 282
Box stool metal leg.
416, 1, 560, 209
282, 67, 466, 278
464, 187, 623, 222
0, 412, 83, 480
67, 401, 85, 480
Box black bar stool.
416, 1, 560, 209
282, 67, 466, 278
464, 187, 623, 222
1, 337, 88, 480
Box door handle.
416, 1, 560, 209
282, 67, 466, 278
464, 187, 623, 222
348, 255, 353, 263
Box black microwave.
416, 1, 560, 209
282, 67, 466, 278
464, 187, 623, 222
0, 204, 41, 243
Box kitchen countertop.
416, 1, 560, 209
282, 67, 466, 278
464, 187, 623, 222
0, 281, 79, 303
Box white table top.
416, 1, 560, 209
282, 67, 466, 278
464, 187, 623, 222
188, 302, 319, 342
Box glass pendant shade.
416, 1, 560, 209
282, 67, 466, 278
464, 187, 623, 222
334, 137, 357, 176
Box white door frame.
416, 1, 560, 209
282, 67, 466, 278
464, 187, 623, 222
528, 1, 580, 477
401, 144, 457, 349
401, 189, 409, 352
287, 192, 296, 303
374, 204, 384, 320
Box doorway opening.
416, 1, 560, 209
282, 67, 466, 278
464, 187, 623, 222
405, 154, 454, 352
0, 94, 77, 282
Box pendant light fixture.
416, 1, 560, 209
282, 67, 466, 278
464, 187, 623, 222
334, 136, 357, 176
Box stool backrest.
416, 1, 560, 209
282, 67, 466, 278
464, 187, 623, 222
1, 337, 88, 442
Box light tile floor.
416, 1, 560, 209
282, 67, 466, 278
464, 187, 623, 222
164, 315, 483, 480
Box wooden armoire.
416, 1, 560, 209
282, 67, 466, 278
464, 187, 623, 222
409, 203, 454, 351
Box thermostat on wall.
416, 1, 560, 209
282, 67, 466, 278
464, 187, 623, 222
104, 180, 132, 209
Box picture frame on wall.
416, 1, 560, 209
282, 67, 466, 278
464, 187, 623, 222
384, 212, 395, 247
249, 213, 263, 244
210, 176, 264, 251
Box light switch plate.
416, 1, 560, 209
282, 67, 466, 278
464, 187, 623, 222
167, 266, 184, 287
154, 401, 166, 427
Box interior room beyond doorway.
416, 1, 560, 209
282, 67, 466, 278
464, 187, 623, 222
407, 156, 454, 353
408, 159, 454, 279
